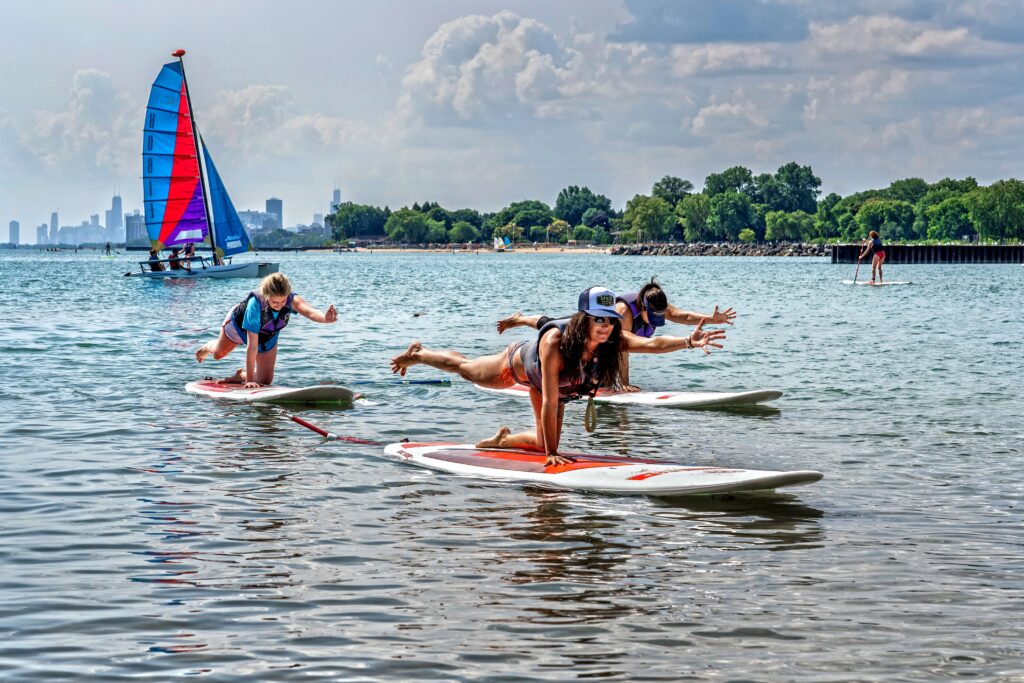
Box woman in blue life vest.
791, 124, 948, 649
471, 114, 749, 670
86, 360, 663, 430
496, 278, 735, 389
194, 272, 337, 387
390, 286, 726, 467
858, 230, 886, 283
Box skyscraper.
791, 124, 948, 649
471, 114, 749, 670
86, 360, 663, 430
105, 194, 123, 238
266, 198, 283, 230
36, 224, 48, 244
8, 220, 19, 245
331, 187, 341, 212
49, 212, 58, 244
125, 211, 147, 245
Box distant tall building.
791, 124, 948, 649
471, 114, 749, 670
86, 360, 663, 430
36, 224, 48, 244
105, 194, 123, 237
90, 214, 100, 227
8, 220, 19, 245
49, 212, 59, 244
125, 211, 147, 245
331, 187, 341, 212
266, 198, 283, 230
313, 213, 323, 226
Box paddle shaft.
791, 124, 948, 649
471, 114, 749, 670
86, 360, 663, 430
285, 413, 381, 446
853, 240, 864, 284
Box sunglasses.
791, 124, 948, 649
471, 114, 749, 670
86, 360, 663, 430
590, 316, 616, 326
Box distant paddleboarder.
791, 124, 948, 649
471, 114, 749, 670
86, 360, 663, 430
858, 231, 886, 284
390, 286, 726, 466
194, 272, 338, 387
496, 278, 735, 389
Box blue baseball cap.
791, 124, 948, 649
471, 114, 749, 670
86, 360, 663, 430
578, 286, 622, 318
646, 307, 666, 326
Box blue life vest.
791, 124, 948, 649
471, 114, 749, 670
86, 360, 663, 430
871, 237, 884, 254
519, 318, 603, 401
231, 291, 296, 349
615, 291, 662, 338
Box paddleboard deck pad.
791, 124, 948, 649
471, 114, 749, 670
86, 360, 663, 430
842, 280, 912, 286
478, 384, 782, 408
185, 380, 357, 404
384, 443, 822, 497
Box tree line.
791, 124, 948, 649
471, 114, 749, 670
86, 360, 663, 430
322, 164, 1024, 245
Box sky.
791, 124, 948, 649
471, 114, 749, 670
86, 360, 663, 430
3, 0, 1024, 242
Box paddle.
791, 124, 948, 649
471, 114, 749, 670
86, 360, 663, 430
853, 239, 865, 284
284, 413, 381, 446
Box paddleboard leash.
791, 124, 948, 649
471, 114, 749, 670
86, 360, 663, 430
284, 413, 381, 446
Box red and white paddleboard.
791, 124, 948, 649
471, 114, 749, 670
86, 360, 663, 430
383, 443, 822, 497
185, 380, 357, 404
477, 383, 782, 408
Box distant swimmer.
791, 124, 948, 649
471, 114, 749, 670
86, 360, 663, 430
858, 231, 886, 284
497, 277, 735, 390
194, 272, 338, 387
390, 286, 725, 467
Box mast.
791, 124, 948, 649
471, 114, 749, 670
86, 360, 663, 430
173, 49, 217, 259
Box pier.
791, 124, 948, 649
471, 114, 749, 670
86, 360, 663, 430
831, 244, 1024, 264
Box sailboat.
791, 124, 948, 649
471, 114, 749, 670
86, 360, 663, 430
128, 49, 278, 279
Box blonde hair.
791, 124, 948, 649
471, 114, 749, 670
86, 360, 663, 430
259, 272, 292, 299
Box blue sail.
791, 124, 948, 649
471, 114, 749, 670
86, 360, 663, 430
201, 141, 252, 256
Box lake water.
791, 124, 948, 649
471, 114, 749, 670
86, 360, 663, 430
2, 250, 1022, 681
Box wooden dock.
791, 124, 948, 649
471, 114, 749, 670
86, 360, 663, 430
831, 244, 1024, 264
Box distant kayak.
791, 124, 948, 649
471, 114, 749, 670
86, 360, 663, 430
185, 379, 357, 404
383, 442, 822, 497
477, 383, 782, 408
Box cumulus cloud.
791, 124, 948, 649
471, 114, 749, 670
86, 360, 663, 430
671, 43, 789, 77
397, 11, 579, 126
21, 69, 137, 177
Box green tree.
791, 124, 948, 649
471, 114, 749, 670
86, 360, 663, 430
965, 179, 1024, 240
448, 221, 478, 243
554, 186, 612, 226
772, 162, 822, 213
765, 210, 815, 241
886, 178, 929, 205
815, 192, 842, 239
704, 166, 754, 198
676, 193, 711, 242
385, 208, 441, 243
545, 219, 569, 243
856, 199, 915, 240
449, 208, 483, 229
738, 228, 756, 243
328, 202, 388, 240
651, 175, 694, 207
623, 195, 675, 242
708, 190, 754, 240
925, 197, 973, 240
581, 207, 610, 228
485, 200, 553, 236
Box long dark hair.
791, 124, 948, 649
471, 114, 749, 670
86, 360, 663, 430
560, 312, 623, 391
638, 277, 668, 312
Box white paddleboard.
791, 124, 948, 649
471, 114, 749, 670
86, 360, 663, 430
842, 280, 912, 286
384, 443, 822, 497
477, 383, 782, 408
185, 379, 357, 404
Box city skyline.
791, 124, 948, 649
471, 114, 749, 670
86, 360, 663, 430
3, 1, 1024, 240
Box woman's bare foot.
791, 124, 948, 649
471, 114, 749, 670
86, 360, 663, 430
390, 341, 423, 376
217, 368, 245, 385
496, 312, 524, 334
475, 426, 511, 449
195, 343, 211, 363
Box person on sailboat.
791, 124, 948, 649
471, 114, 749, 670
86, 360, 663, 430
194, 272, 338, 387
390, 286, 726, 467
181, 242, 196, 269
148, 248, 165, 272
168, 248, 183, 270
495, 278, 736, 390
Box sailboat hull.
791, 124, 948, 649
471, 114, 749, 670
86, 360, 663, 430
129, 262, 266, 279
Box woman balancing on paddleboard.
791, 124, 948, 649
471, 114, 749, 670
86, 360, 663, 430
858, 231, 886, 284
194, 272, 337, 387
390, 286, 726, 466
496, 278, 735, 390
